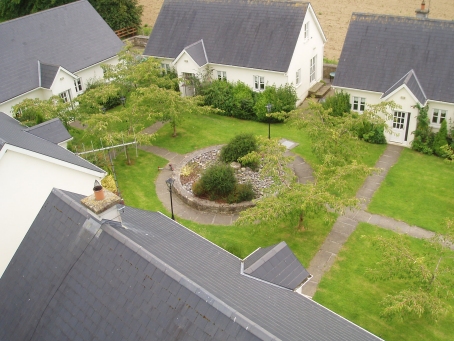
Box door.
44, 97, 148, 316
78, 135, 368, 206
181, 72, 195, 97
389, 111, 408, 143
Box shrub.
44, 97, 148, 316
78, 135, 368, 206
254, 84, 297, 122
433, 119, 448, 157
220, 134, 258, 164
227, 183, 255, 203
231, 82, 255, 120
198, 163, 236, 199
322, 91, 351, 117
202, 80, 234, 115
363, 126, 387, 144
192, 180, 206, 197
412, 104, 434, 154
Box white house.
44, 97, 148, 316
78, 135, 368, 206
0, 113, 106, 277
144, 0, 326, 105
0, 0, 124, 116
333, 8, 454, 147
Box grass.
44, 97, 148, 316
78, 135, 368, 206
110, 150, 336, 266
313, 223, 454, 341
368, 148, 454, 233
323, 57, 338, 65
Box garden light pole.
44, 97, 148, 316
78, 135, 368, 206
166, 177, 175, 220
266, 103, 272, 139
120, 96, 126, 107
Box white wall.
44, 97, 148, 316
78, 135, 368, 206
0, 149, 103, 277
426, 100, 454, 133
0, 88, 52, 117
287, 5, 326, 104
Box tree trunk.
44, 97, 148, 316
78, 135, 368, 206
298, 211, 305, 231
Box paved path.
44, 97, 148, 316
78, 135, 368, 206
140, 123, 439, 297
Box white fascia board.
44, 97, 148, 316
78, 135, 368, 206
426, 98, 454, 106
207, 62, 286, 75
173, 49, 199, 67
307, 3, 327, 43
75, 55, 118, 73
381, 84, 423, 105
332, 85, 382, 96
0, 87, 52, 107
57, 136, 74, 146
0, 144, 106, 178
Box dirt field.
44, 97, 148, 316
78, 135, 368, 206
139, 0, 454, 61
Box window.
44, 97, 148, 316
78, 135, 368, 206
304, 22, 310, 40
254, 75, 265, 91
59, 90, 71, 103
74, 78, 83, 93
393, 111, 406, 129
161, 63, 171, 74
432, 109, 446, 125
352, 97, 366, 112
217, 71, 227, 81
309, 56, 316, 82
295, 69, 301, 85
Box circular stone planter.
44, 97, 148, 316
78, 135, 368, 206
172, 145, 255, 214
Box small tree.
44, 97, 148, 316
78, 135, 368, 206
412, 104, 434, 154
321, 91, 351, 117
433, 119, 448, 157
13, 96, 72, 128
254, 84, 297, 122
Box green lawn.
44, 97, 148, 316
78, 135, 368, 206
314, 223, 454, 341
368, 148, 454, 233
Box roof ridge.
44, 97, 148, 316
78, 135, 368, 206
24, 117, 61, 131
101, 222, 282, 341
244, 241, 287, 273
352, 12, 454, 24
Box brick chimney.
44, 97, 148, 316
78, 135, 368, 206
81, 180, 124, 224
415, 0, 429, 19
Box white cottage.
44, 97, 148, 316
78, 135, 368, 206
0, 113, 106, 277
0, 0, 124, 116
144, 0, 326, 105
333, 7, 454, 147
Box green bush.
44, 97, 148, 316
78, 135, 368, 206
254, 84, 297, 122
227, 183, 255, 203
412, 104, 434, 154
363, 126, 387, 144
231, 82, 255, 120
199, 163, 236, 199
202, 80, 234, 115
220, 134, 258, 164
433, 119, 448, 157
322, 91, 351, 117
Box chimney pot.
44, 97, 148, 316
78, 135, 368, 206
421, 0, 425, 10
93, 180, 105, 201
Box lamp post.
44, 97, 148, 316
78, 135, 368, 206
166, 178, 175, 220
101, 106, 106, 114
120, 96, 126, 107
266, 103, 272, 139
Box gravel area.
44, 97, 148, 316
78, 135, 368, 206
180, 149, 273, 198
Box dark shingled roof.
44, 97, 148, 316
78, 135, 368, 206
25, 118, 72, 144
334, 13, 454, 104
0, 113, 103, 173
0, 189, 382, 341
145, 0, 310, 72
243, 242, 311, 290
0, 0, 123, 104
381, 69, 427, 104
184, 40, 209, 67
39, 62, 60, 89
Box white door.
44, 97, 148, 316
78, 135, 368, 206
389, 111, 408, 143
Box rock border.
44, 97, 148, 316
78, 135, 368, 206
172, 145, 255, 214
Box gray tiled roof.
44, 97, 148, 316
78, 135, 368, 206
185, 40, 209, 67
25, 118, 72, 144
0, 113, 103, 173
243, 241, 310, 290
333, 13, 454, 104
145, 0, 310, 72
0, 189, 382, 341
39, 62, 60, 89
381, 69, 427, 104
0, 0, 123, 104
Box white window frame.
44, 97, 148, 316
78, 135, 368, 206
254, 75, 265, 91
295, 69, 301, 85
59, 90, 71, 103
352, 97, 366, 112
431, 109, 446, 125
74, 78, 83, 93
304, 22, 310, 41
217, 71, 227, 81
161, 63, 171, 74
309, 56, 316, 83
